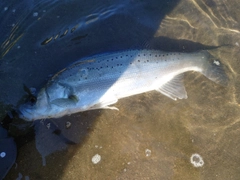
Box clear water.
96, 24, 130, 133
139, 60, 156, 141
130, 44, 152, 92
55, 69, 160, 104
1, 0, 240, 179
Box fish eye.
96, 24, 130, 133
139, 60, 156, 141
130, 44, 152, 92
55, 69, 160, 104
28, 96, 37, 106
30, 96, 36, 103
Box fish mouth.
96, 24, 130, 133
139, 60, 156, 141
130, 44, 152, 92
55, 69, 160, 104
18, 104, 35, 121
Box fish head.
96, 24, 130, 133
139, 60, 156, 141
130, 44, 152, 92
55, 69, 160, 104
18, 88, 50, 121
18, 82, 78, 121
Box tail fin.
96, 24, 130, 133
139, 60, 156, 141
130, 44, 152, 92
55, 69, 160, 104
201, 52, 229, 86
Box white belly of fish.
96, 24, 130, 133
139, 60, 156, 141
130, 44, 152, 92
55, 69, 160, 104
94, 64, 199, 109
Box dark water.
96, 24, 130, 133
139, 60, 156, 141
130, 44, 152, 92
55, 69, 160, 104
1, 0, 240, 179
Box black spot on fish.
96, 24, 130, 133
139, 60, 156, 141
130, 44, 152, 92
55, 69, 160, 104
138, 60, 140, 62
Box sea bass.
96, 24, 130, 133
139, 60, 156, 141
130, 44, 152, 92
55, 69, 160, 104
19, 50, 228, 121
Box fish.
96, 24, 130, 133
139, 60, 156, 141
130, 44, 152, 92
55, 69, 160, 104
18, 49, 228, 121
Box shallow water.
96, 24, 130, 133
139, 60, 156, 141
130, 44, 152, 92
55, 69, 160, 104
1, 0, 240, 179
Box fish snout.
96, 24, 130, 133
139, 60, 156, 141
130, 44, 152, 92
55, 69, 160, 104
18, 104, 35, 121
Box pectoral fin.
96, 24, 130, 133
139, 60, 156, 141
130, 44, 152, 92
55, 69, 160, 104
51, 95, 78, 107
156, 74, 188, 100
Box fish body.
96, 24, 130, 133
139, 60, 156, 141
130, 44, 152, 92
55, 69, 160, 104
19, 50, 228, 121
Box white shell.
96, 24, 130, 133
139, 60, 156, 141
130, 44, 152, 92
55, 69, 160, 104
92, 154, 101, 164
